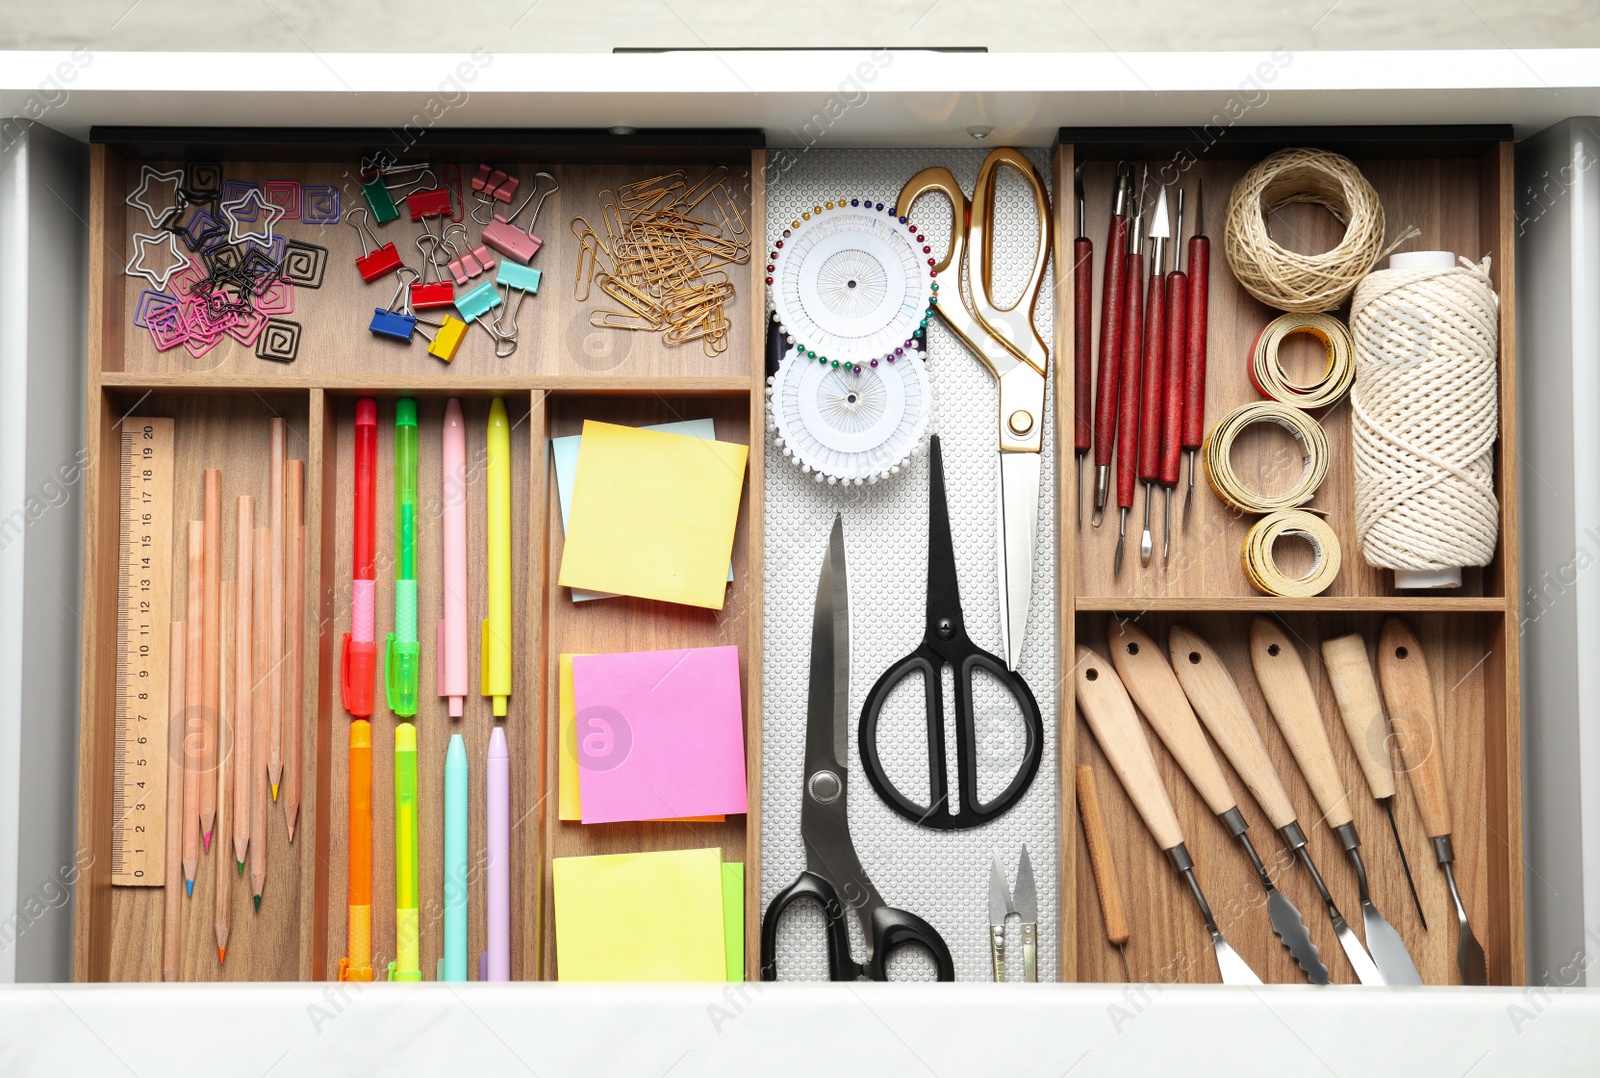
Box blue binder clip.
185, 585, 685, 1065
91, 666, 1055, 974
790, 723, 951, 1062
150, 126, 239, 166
369, 269, 420, 342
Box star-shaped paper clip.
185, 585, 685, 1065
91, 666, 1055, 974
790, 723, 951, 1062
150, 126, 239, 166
125, 230, 188, 291
126, 165, 185, 229
221, 186, 285, 248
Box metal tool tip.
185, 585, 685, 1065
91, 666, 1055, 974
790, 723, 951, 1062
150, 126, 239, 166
1140, 530, 1152, 564
1090, 508, 1104, 527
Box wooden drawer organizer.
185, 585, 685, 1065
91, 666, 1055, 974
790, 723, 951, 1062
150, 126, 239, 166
74, 124, 1524, 986
1055, 127, 1523, 984
73, 129, 767, 981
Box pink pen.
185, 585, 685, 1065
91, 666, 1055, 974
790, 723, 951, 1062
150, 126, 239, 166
438, 398, 468, 718
485, 726, 510, 981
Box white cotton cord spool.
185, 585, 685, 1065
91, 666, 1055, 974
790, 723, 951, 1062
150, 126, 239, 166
1349, 250, 1500, 588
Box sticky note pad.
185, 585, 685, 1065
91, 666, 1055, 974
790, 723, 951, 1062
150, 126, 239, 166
560, 653, 723, 824
552, 419, 733, 602
723, 862, 744, 981
572, 645, 747, 824
553, 848, 726, 981
558, 421, 747, 610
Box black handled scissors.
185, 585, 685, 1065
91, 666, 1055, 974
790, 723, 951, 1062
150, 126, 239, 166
761, 515, 955, 981
859, 435, 1044, 829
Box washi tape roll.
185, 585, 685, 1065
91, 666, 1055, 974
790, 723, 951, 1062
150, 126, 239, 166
1248, 312, 1355, 410
1203, 401, 1330, 513
1243, 509, 1342, 597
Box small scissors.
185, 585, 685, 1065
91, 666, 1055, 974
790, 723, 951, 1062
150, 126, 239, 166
897, 148, 1052, 672
761, 515, 955, 981
859, 436, 1044, 829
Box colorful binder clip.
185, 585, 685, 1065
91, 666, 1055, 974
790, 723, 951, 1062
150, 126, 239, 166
359, 178, 400, 224
417, 315, 468, 363
347, 207, 403, 283
407, 186, 453, 222
442, 223, 494, 284
369, 270, 420, 341
480, 171, 558, 264
455, 279, 502, 323
411, 227, 457, 309
471, 164, 520, 223
495, 261, 542, 296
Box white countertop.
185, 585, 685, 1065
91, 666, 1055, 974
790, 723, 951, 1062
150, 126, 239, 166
2, 982, 1597, 1076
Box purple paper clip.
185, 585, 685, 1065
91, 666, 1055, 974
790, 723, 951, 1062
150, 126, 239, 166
220, 181, 261, 219
480, 172, 557, 264
301, 185, 341, 226
134, 290, 179, 329
263, 181, 302, 220
146, 304, 188, 351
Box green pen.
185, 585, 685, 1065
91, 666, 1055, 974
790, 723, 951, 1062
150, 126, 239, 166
389, 721, 420, 982
385, 398, 420, 716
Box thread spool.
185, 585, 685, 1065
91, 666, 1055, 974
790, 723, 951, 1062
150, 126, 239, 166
1350, 250, 1500, 589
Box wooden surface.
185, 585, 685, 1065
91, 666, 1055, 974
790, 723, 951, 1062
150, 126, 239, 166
116, 162, 753, 383
537, 394, 754, 981
1074, 611, 1493, 986
1069, 155, 1501, 602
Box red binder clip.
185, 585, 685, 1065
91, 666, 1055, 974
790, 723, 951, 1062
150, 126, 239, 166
347, 206, 402, 282
411, 227, 457, 309
481, 171, 558, 264
407, 186, 454, 222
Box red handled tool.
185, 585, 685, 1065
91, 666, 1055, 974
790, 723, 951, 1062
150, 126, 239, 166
1090, 163, 1131, 528
1159, 187, 1188, 562
1073, 166, 1093, 527
1182, 178, 1211, 518
1136, 183, 1171, 567
1113, 165, 1148, 576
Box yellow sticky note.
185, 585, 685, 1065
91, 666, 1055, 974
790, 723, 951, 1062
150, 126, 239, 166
554, 848, 727, 982
561, 653, 722, 824
723, 862, 744, 982
558, 421, 747, 610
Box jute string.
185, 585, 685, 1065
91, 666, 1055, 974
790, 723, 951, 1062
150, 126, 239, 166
1224, 148, 1419, 313
1349, 256, 1500, 574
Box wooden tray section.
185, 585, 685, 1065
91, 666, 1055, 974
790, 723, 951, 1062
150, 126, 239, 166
74, 129, 767, 982
1053, 130, 1523, 985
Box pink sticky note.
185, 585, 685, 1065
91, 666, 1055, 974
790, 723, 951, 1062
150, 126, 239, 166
572, 645, 747, 824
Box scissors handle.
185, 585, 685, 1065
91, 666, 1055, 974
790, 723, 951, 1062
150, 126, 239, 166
967, 148, 1053, 376
760, 870, 857, 981
859, 645, 1044, 830
760, 870, 955, 981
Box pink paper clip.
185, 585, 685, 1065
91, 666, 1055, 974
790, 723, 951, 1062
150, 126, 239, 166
481, 172, 558, 265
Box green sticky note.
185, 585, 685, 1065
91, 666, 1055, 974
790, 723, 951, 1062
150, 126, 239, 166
723, 862, 744, 981
553, 848, 726, 982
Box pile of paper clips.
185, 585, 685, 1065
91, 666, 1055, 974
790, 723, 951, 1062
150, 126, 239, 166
571, 167, 750, 358
124, 163, 332, 363
347, 153, 559, 360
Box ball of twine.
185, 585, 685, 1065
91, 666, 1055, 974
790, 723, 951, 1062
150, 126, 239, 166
1349, 256, 1500, 574
1224, 148, 1417, 313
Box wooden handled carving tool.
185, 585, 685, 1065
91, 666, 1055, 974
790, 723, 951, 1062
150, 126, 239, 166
1075, 764, 1130, 982
1321, 631, 1428, 928
1073, 165, 1093, 527
1377, 618, 1487, 985
1112, 167, 1148, 575
1091, 162, 1130, 528
1110, 619, 1325, 983
1135, 184, 1170, 566
1181, 177, 1210, 519
1074, 645, 1262, 984
1250, 617, 1420, 985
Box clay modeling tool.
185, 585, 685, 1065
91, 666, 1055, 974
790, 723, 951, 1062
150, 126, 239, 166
1074, 645, 1262, 985
1158, 188, 1188, 561
1322, 631, 1428, 928
1135, 184, 1170, 566
1250, 617, 1419, 985
1072, 165, 1093, 526
1113, 166, 1148, 575
1181, 178, 1210, 518
1091, 163, 1130, 528
1075, 764, 1130, 982
1377, 618, 1487, 985
1110, 618, 1325, 983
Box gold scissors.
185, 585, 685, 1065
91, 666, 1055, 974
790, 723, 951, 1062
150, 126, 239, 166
897, 148, 1053, 671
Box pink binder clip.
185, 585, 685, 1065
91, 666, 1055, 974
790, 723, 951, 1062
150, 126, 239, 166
480, 171, 558, 265
470, 165, 521, 223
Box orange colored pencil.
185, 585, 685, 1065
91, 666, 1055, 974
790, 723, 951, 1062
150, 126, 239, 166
162, 621, 185, 982
233, 496, 254, 872
182, 521, 202, 895
201, 470, 221, 851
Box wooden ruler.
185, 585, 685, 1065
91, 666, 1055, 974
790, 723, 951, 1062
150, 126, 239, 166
113, 417, 175, 886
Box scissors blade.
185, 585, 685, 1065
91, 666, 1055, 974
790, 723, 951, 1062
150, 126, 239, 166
998, 452, 1041, 671
806, 514, 850, 774
1013, 845, 1039, 924
989, 855, 1015, 925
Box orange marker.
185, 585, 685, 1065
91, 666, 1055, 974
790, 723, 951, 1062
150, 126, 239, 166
339, 720, 374, 981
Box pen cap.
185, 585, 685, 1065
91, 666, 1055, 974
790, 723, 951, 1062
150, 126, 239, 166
386, 636, 420, 717
395, 396, 417, 427
356, 397, 378, 426
341, 632, 375, 717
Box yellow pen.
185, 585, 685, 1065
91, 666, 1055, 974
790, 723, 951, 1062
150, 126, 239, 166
389, 721, 421, 982
482, 397, 512, 716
